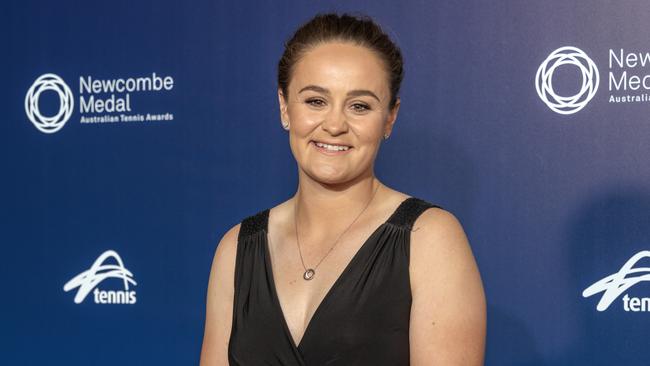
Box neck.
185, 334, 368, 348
292, 170, 380, 236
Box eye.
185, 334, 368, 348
351, 103, 371, 113
305, 98, 326, 107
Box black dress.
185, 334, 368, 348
228, 197, 439, 365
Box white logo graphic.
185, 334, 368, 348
535, 46, 599, 115
583, 250, 650, 312
63, 250, 137, 305
24, 73, 74, 134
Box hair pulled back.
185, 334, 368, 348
278, 13, 404, 110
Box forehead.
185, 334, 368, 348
290, 41, 390, 97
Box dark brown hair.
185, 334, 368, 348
278, 12, 404, 110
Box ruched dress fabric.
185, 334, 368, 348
228, 197, 439, 366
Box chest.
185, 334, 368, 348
267, 230, 375, 347
229, 223, 414, 365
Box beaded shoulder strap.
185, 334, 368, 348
237, 208, 270, 240
387, 197, 441, 231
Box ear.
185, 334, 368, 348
278, 88, 290, 127
384, 97, 401, 138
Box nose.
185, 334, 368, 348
321, 105, 349, 135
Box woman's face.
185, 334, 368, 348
278, 41, 400, 186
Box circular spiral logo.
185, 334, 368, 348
25, 73, 74, 134
535, 46, 599, 115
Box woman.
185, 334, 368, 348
200, 12, 486, 365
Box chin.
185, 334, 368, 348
304, 165, 352, 185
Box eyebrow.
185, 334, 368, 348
298, 85, 381, 103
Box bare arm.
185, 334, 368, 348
409, 208, 486, 365
199, 224, 240, 366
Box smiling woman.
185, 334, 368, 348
200, 12, 486, 366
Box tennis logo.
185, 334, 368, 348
63, 250, 137, 305
535, 46, 599, 115
25, 74, 74, 134
582, 250, 650, 312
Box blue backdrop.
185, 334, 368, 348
3, 1, 650, 365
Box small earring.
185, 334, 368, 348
383, 133, 390, 140
282, 121, 290, 130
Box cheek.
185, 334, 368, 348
288, 108, 321, 136
349, 115, 386, 142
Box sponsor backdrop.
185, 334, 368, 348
2, 0, 649, 365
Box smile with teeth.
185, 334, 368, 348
314, 141, 351, 151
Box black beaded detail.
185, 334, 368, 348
238, 208, 270, 239
386, 197, 440, 231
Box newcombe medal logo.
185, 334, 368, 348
24, 74, 74, 134
24, 72, 175, 134
535, 46, 599, 115
63, 250, 137, 305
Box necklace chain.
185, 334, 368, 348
294, 181, 381, 281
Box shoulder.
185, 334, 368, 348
408, 205, 486, 364
208, 203, 273, 293
211, 207, 277, 270
199, 222, 241, 365
409, 206, 476, 292
213, 223, 241, 268
410, 205, 465, 250
213, 204, 272, 261
206, 222, 241, 305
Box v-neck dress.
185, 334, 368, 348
228, 197, 439, 365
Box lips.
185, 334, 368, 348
311, 140, 352, 149
309, 141, 352, 156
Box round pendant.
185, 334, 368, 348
303, 268, 316, 280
